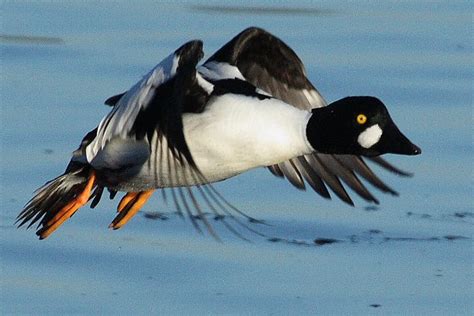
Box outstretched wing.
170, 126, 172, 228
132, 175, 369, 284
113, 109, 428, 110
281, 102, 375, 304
86, 40, 207, 171
201, 27, 410, 205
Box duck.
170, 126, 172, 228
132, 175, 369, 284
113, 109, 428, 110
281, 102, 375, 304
17, 27, 421, 240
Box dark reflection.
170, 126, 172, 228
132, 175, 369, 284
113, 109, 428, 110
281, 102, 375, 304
189, 5, 336, 16
0, 34, 64, 45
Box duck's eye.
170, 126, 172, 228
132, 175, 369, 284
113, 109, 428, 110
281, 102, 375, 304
356, 114, 367, 125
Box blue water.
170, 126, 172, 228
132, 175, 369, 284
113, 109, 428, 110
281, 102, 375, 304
1, 1, 473, 315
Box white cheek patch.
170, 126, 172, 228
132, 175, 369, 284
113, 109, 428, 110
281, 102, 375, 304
357, 124, 383, 148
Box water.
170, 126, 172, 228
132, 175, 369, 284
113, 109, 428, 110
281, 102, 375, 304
1, 1, 473, 314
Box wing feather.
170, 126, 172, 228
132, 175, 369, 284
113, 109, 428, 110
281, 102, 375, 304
86, 40, 206, 171
278, 160, 305, 190
294, 156, 331, 199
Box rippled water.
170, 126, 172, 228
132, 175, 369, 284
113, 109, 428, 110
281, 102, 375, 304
1, 1, 472, 314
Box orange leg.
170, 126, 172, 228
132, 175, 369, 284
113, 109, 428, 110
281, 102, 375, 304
117, 192, 139, 213
38, 171, 96, 239
109, 190, 154, 230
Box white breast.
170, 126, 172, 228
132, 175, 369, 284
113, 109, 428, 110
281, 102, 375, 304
182, 94, 314, 183
357, 124, 383, 149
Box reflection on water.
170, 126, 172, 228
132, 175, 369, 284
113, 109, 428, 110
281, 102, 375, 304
0, 34, 64, 45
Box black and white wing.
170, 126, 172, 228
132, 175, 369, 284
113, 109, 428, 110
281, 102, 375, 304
86, 40, 207, 172
200, 27, 411, 205
88, 41, 261, 239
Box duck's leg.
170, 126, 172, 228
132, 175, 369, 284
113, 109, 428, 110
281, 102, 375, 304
38, 171, 96, 239
109, 190, 154, 230
117, 192, 139, 213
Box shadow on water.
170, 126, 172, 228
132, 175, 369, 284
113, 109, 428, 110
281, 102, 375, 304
0, 34, 65, 45
141, 211, 471, 248
189, 4, 336, 16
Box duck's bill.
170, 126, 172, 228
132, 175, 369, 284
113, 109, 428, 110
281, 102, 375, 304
375, 122, 421, 156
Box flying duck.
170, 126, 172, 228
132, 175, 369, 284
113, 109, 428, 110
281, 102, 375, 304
17, 27, 421, 240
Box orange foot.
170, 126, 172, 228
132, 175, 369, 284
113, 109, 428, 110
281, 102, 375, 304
109, 190, 154, 230
38, 171, 96, 239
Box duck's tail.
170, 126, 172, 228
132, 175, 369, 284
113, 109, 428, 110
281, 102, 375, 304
16, 165, 97, 239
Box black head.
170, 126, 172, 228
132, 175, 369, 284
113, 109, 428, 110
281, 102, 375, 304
306, 96, 421, 156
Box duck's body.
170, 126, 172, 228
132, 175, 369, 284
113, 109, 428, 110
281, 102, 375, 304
17, 27, 420, 240
84, 48, 314, 191
97, 93, 312, 191
182, 95, 313, 185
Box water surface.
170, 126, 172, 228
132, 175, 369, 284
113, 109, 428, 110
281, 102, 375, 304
1, 1, 472, 314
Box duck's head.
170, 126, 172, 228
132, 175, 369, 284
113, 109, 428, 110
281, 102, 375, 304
306, 96, 421, 157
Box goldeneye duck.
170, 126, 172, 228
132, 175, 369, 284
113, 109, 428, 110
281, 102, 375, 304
17, 28, 420, 240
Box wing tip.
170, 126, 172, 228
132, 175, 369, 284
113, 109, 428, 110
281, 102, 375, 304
104, 92, 126, 107
174, 39, 204, 64
345, 197, 355, 207
368, 156, 414, 177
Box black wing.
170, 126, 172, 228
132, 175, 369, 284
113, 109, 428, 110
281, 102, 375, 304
202, 27, 411, 205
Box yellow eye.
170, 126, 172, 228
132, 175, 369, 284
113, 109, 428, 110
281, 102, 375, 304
356, 114, 367, 125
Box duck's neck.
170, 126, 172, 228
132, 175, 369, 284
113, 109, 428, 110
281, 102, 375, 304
305, 104, 354, 155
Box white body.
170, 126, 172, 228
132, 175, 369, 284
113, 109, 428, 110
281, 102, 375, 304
184, 94, 313, 181
99, 94, 314, 191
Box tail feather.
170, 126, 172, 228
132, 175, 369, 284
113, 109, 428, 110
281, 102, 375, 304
16, 167, 94, 237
